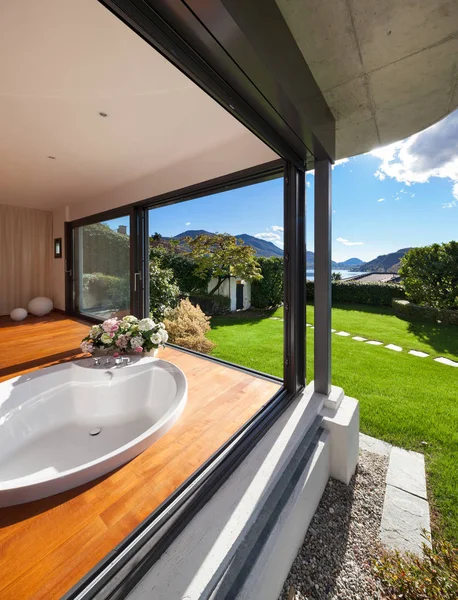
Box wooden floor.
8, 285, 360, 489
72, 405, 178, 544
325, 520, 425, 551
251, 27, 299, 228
0, 313, 279, 599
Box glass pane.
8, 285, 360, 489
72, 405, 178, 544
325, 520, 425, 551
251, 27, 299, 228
74, 216, 130, 319
148, 177, 284, 378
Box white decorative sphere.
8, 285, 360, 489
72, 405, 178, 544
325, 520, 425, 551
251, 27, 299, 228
10, 307, 28, 321
28, 296, 53, 317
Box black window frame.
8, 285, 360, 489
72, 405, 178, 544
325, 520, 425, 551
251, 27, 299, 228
57, 0, 326, 593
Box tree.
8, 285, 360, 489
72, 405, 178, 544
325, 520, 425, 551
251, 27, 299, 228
184, 233, 262, 296
331, 272, 342, 282
399, 242, 458, 309
149, 257, 181, 321
150, 246, 209, 295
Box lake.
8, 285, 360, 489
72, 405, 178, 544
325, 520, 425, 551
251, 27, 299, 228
306, 270, 369, 281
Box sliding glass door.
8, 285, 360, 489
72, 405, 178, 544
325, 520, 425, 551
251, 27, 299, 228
73, 216, 131, 319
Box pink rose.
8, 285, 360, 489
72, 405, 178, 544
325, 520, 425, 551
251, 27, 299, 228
134, 346, 143, 353
113, 352, 120, 358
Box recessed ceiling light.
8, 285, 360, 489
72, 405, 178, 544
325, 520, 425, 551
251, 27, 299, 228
47, 156, 56, 160
99, 112, 108, 117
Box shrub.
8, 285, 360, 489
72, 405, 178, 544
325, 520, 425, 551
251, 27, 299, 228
251, 257, 284, 309
306, 279, 405, 306
150, 247, 209, 295
149, 259, 180, 321
82, 223, 129, 278
82, 273, 129, 310
399, 242, 458, 310
163, 298, 215, 353
374, 534, 458, 600
189, 294, 231, 316
393, 299, 458, 326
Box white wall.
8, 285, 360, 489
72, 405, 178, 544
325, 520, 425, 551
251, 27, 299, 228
208, 277, 251, 312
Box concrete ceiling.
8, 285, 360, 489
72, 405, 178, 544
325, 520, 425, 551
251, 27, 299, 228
276, 0, 458, 159
0, 0, 276, 211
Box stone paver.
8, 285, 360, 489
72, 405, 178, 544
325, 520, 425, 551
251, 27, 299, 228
386, 447, 427, 499
380, 485, 430, 555
359, 433, 391, 456
366, 340, 383, 346
434, 357, 458, 367
409, 350, 429, 358
352, 336, 367, 342
335, 331, 350, 337
385, 344, 402, 352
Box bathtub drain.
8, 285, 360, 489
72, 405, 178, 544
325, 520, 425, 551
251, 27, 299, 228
89, 427, 101, 436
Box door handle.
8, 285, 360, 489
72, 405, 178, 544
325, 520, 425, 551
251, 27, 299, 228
134, 272, 141, 292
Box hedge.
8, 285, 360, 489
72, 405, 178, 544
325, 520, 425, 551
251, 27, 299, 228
306, 279, 406, 306
188, 293, 231, 316
82, 272, 129, 310
82, 223, 129, 278
251, 257, 283, 309
393, 299, 458, 326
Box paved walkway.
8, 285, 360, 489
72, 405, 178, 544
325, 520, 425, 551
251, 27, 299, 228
270, 317, 458, 368
360, 433, 431, 555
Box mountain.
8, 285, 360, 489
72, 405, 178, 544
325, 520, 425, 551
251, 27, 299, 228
335, 257, 365, 268
354, 248, 412, 273
171, 230, 283, 258
236, 234, 283, 258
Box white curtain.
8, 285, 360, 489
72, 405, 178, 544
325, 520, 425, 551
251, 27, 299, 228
0, 204, 53, 315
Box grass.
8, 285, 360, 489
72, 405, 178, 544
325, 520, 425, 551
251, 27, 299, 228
207, 304, 458, 543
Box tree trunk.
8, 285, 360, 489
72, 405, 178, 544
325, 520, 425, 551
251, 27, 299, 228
208, 275, 229, 296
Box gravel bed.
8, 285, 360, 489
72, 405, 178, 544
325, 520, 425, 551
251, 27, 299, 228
278, 450, 388, 600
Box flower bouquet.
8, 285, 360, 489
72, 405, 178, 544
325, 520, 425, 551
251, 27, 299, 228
80, 316, 168, 356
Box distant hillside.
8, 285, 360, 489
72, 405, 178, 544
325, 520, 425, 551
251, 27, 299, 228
335, 257, 365, 268
171, 230, 283, 258
355, 248, 412, 273
236, 234, 283, 258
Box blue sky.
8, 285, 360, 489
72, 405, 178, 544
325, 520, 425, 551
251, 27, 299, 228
105, 110, 458, 263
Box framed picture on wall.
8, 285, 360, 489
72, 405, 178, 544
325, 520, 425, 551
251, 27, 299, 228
54, 237, 62, 259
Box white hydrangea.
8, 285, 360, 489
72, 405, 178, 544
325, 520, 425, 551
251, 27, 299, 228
151, 333, 162, 345
130, 336, 144, 349
138, 318, 155, 332
122, 315, 138, 323
160, 329, 168, 343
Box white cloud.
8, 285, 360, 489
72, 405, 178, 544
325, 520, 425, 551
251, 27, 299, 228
332, 158, 349, 169
255, 225, 284, 249
377, 198, 385, 202
370, 110, 458, 207
255, 232, 281, 242
336, 237, 364, 246
306, 180, 311, 188
185, 222, 191, 225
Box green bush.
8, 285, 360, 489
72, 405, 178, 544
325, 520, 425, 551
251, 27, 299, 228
149, 259, 180, 321
306, 279, 405, 306
150, 247, 209, 295
400, 242, 458, 310
374, 534, 458, 600
189, 293, 231, 316
393, 299, 458, 326
82, 223, 129, 278
82, 273, 129, 310
251, 257, 284, 309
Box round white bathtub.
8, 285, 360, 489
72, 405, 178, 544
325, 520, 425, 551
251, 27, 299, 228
0, 356, 187, 507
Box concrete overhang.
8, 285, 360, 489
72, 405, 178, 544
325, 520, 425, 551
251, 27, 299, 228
276, 0, 458, 159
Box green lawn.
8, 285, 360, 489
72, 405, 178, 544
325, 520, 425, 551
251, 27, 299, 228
207, 304, 458, 543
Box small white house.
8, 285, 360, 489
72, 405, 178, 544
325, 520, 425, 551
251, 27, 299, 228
208, 277, 251, 311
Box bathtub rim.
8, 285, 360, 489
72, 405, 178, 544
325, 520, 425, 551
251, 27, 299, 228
0, 357, 187, 494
